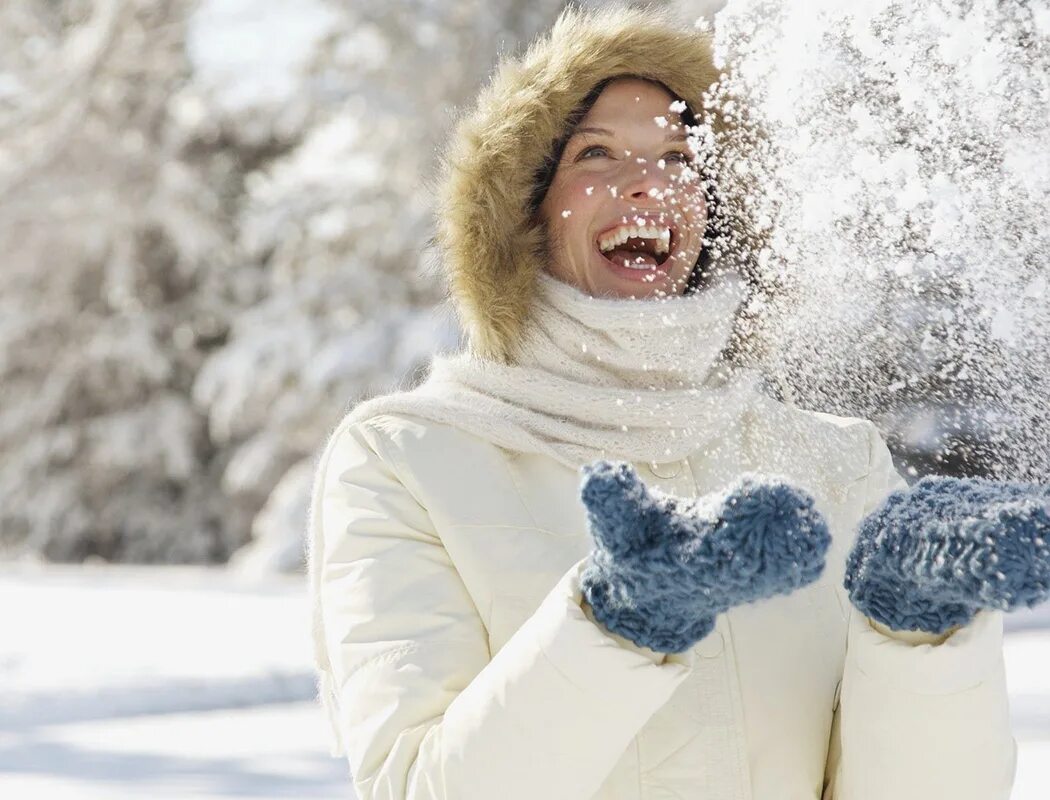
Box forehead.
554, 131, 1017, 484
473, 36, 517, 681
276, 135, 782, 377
579, 78, 683, 131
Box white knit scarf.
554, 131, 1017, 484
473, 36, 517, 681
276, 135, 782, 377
342, 268, 765, 470
309, 266, 766, 756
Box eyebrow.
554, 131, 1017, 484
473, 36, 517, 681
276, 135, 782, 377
572, 125, 688, 142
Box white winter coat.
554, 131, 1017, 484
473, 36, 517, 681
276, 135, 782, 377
311, 388, 1017, 799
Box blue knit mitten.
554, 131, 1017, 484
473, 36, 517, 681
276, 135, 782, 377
844, 475, 1050, 635
578, 460, 832, 654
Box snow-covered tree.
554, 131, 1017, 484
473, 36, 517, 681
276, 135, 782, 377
0, 0, 567, 566
0, 0, 241, 562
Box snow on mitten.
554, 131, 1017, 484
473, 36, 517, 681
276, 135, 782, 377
578, 460, 832, 654
844, 475, 1050, 635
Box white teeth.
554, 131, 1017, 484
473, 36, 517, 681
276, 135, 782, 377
598, 224, 672, 255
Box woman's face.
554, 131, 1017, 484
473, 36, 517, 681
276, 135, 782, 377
538, 77, 708, 299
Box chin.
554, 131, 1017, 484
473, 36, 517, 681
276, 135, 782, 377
597, 276, 681, 300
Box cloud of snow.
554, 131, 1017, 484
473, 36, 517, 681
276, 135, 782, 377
708, 0, 1049, 480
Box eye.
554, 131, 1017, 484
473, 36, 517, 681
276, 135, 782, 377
577, 144, 609, 160
663, 150, 690, 164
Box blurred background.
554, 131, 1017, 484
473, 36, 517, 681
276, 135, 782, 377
0, 0, 1046, 797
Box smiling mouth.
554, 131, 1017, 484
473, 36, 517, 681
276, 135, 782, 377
595, 223, 676, 270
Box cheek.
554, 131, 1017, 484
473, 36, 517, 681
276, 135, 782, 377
548, 178, 605, 240
672, 177, 706, 209
557, 173, 606, 213
674, 186, 709, 233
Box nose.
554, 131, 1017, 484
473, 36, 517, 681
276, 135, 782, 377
619, 158, 670, 204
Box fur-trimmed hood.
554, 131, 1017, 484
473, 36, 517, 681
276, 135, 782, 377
434, 4, 727, 364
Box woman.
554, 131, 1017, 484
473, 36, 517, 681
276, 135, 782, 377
307, 6, 1017, 799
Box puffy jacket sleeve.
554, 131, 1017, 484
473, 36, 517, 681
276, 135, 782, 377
308, 416, 695, 800
822, 423, 1018, 799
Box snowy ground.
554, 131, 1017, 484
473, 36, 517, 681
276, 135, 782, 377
2, 564, 1048, 799
0, 565, 348, 799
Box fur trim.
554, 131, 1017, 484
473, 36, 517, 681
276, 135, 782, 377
435, 3, 725, 364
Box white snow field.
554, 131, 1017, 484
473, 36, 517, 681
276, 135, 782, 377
1, 564, 1047, 799
0, 565, 349, 799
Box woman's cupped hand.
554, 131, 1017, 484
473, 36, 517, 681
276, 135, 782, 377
578, 461, 832, 654
844, 475, 1050, 636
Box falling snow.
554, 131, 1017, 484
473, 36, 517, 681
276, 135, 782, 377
705, 0, 1050, 481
